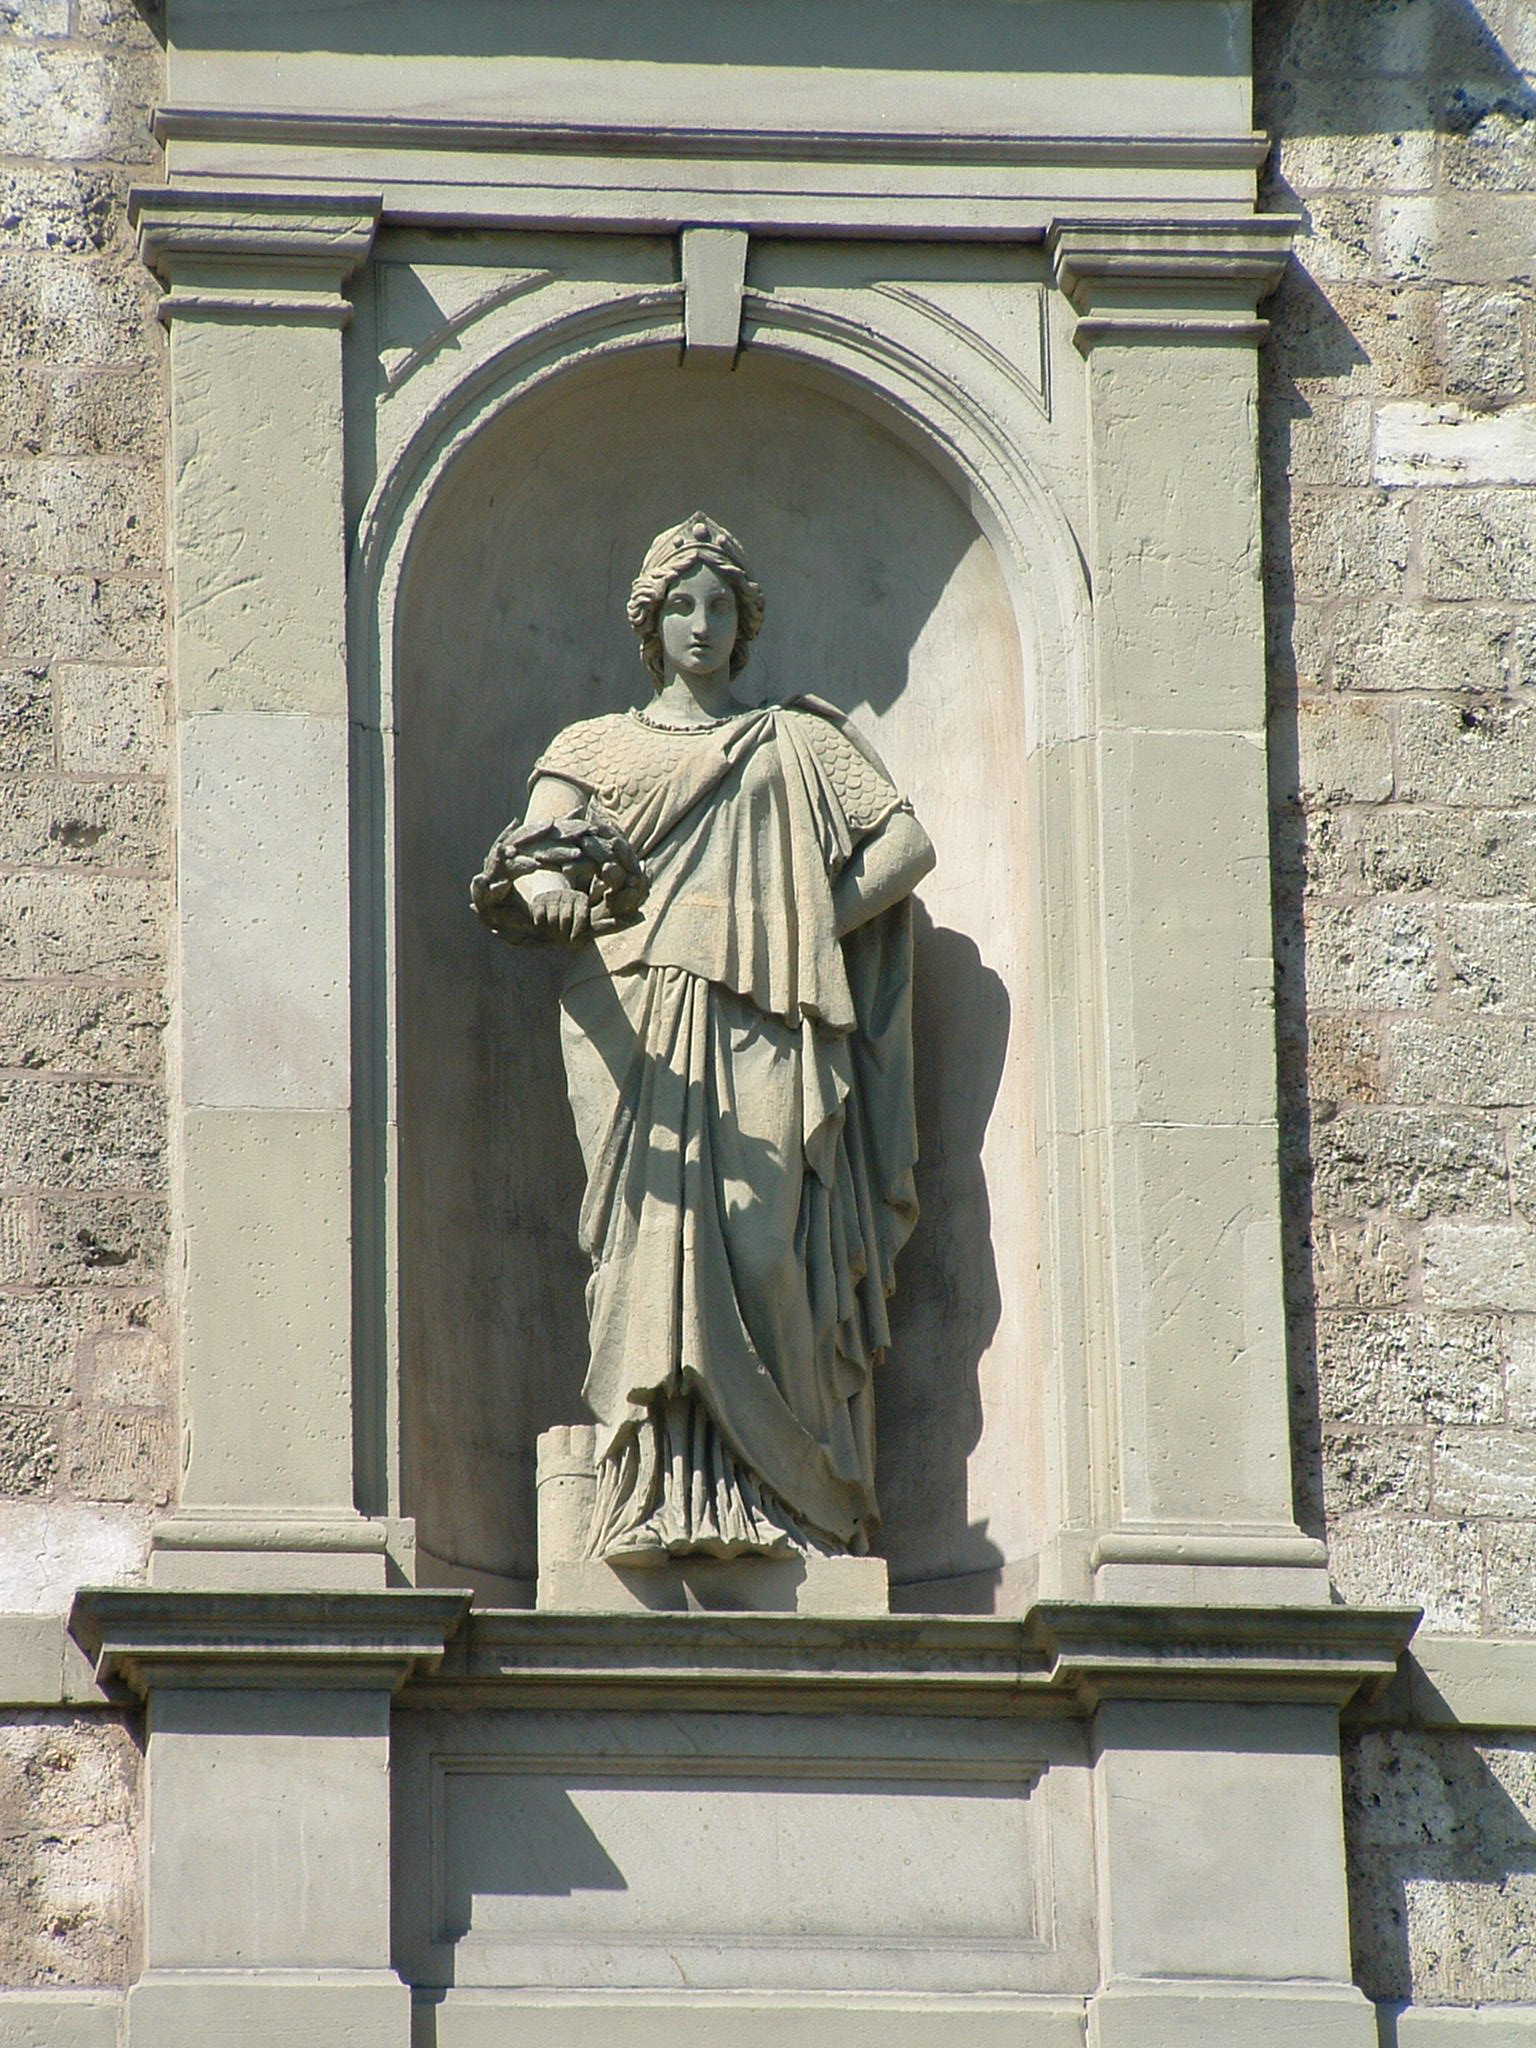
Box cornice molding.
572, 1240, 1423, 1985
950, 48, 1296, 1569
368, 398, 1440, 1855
153, 104, 1271, 174
408, 1599, 1417, 1715
69, 1590, 1415, 1711
129, 186, 382, 325
70, 1587, 470, 1696
1048, 214, 1301, 350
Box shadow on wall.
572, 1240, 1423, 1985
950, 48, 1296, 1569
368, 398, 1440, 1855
392, 349, 1028, 1599
881, 901, 1008, 1604
1346, 1725, 1536, 2022
1255, 0, 1531, 1554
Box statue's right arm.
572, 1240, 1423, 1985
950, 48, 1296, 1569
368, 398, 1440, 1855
512, 771, 591, 941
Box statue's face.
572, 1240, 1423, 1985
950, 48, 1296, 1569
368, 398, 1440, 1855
658, 562, 739, 682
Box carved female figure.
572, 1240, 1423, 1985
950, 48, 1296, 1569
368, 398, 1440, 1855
473, 515, 934, 1564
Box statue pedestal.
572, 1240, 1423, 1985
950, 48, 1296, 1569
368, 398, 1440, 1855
535, 1426, 889, 1615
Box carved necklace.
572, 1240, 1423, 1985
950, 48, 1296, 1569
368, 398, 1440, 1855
633, 705, 745, 733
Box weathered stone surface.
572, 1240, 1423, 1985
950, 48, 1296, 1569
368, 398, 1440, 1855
32, 1195, 165, 1290
1510, 1114, 1536, 1223
55, 664, 164, 774
1484, 1520, 1536, 1633
1329, 599, 1527, 695
0, 779, 165, 870
1321, 1425, 1431, 1517
0, 0, 70, 35
0, 252, 154, 371
0, 1289, 160, 1407
1376, 400, 1536, 487
0, 374, 48, 457
1287, 485, 1413, 598
46, 369, 160, 457
1262, 391, 1375, 488
0, 984, 164, 1078
1294, 192, 1377, 284
0, 1712, 138, 1985
1292, 902, 1436, 1009
1346, 1726, 1536, 2000
1444, 902, 1536, 1011
0, 461, 160, 576
1317, 1311, 1503, 1425
1332, 1516, 1481, 1633
0, 164, 121, 256
1270, 279, 1439, 400
1297, 1013, 1384, 1110
1308, 805, 1536, 900
1441, 82, 1536, 195
1421, 488, 1536, 600
0, 1204, 34, 1288
1310, 1106, 1508, 1220
1426, 1224, 1536, 1312
0, 48, 158, 166
1408, 693, 1536, 805
0, 574, 163, 665
0, 668, 53, 776
62, 1407, 172, 1505
1379, 193, 1536, 288
1438, 285, 1529, 408
1392, 1016, 1536, 1106
1312, 1215, 1416, 1308
0, 1081, 162, 1192
1287, 695, 1394, 803
1264, 75, 1438, 194
72, 0, 161, 45
0, 875, 163, 979
1435, 1432, 1536, 1518
84, 1302, 168, 1406
0, 1410, 56, 1496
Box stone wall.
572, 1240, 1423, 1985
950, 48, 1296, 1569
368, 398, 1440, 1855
0, 0, 165, 1989
1258, 0, 1536, 2006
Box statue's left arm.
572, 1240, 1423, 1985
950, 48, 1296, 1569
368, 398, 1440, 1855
833, 808, 934, 936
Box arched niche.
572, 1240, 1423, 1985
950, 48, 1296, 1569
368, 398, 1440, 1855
389, 343, 1051, 1608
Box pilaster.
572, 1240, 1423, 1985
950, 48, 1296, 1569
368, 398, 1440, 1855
1045, 216, 1323, 1605
131, 190, 386, 1589
73, 1588, 468, 2048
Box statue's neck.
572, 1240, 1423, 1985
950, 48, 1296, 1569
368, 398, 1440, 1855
651, 671, 741, 727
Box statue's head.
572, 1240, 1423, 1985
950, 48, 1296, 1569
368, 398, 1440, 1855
626, 512, 766, 687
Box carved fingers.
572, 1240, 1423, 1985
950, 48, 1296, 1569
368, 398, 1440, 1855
527, 885, 592, 944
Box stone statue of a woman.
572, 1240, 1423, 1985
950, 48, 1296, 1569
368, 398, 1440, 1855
472, 514, 934, 1565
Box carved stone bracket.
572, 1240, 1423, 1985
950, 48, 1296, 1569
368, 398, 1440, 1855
130, 186, 382, 325
1048, 214, 1300, 351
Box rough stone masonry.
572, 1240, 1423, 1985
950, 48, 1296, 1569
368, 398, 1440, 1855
1259, 0, 1536, 2003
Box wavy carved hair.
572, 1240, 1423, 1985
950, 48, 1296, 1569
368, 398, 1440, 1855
625, 511, 766, 688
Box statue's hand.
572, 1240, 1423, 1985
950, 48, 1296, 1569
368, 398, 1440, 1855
525, 883, 591, 945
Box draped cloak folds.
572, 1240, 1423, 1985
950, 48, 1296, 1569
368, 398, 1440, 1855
529, 698, 920, 1558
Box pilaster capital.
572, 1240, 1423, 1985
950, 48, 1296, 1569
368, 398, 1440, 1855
128, 185, 382, 326
1048, 214, 1301, 352
70, 1587, 470, 1696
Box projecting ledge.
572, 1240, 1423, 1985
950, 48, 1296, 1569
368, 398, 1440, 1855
406, 1600, 1419, 1714
69, 1586, 471, 1696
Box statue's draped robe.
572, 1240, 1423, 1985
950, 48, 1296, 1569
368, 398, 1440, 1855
533, 699, 919, 1559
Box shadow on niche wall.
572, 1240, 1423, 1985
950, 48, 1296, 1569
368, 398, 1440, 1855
392, 349, 1031, 1601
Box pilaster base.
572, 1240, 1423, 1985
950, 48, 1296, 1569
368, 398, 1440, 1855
128, 1971, 410, 2048
1088, 1979, 1379, 2047
148, 1509, 397, 1590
